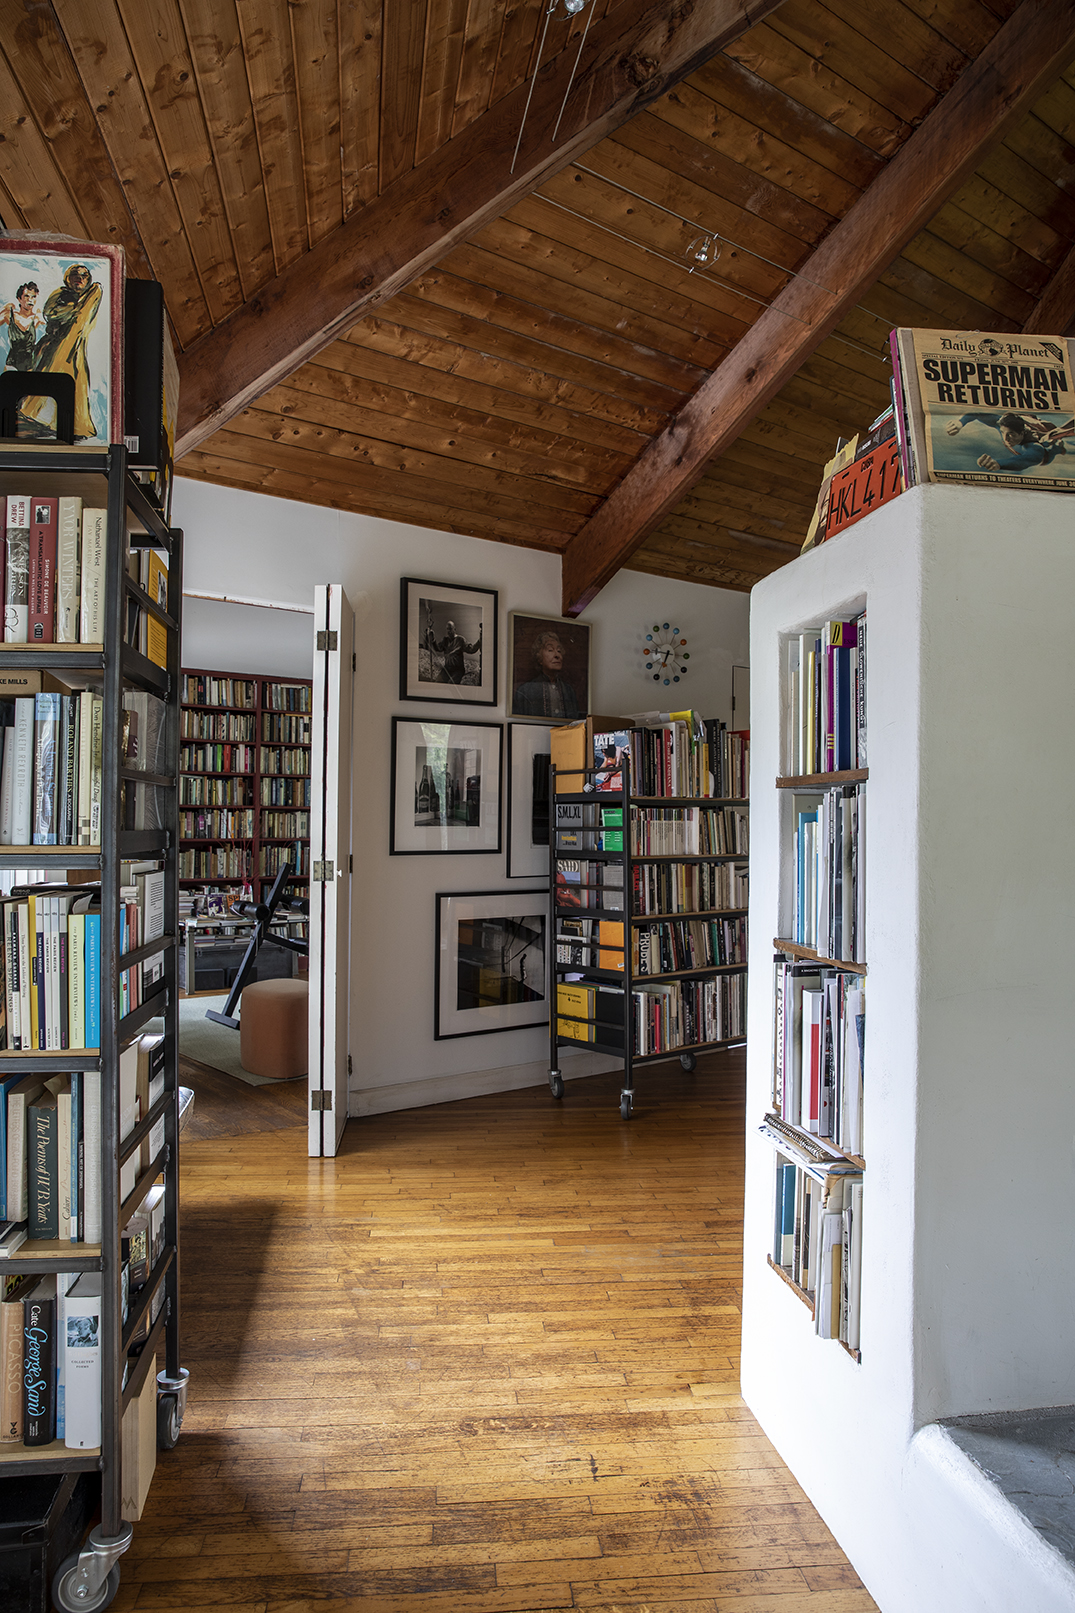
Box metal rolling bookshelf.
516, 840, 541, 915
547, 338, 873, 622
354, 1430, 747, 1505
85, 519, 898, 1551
0, 443, 186, 1610
548, 760, 749, 1120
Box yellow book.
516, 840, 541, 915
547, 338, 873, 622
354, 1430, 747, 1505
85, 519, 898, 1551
557, 983, 593, 1017
557, 1017, 593, 1043
598, 920, 625, 972
145, 552, 168, 670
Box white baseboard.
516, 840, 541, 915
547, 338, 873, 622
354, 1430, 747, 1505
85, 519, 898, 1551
349, 1049, 621, 1118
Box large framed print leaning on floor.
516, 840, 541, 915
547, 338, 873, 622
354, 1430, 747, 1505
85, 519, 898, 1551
435, 889, 549, 1038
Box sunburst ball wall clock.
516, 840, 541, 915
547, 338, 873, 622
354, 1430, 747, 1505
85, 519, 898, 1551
642, 623, 690, 685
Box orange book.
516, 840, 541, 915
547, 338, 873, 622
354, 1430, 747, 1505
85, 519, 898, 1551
598, 920, 624, 972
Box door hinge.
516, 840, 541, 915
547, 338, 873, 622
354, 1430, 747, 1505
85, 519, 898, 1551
312, 859, 334, 881
316, 629, 338, 651
347, 1054, 353, 1075
352, 651, 356, 670
311, 1090, 332, 1111
349, 853, 353, 872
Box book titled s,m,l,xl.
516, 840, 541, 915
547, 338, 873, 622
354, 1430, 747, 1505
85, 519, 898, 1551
22, 1276, 56, 1444
4, 495, 29, 644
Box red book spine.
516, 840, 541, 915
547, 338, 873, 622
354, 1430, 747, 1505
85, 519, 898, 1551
28, 496, 58, 644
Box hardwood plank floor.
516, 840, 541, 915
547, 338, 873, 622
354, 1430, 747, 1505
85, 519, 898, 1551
119, 1052, 877, 1612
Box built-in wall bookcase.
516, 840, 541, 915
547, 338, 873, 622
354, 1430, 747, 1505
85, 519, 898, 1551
179, 669, 312, 903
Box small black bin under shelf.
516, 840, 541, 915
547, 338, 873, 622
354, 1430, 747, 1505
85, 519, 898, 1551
0, 1472, 99, 1613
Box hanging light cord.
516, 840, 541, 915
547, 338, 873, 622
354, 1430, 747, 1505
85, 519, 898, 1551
550, 0, 596, 144
511, 0, 595, 176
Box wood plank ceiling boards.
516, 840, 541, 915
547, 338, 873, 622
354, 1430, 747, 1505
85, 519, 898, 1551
0, 0, 1073, 597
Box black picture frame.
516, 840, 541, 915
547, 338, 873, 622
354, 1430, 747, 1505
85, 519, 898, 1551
434, 888, 550, 1039
400, 577, 498, 706
508, 611, 591, 721
506, 722, 552, 879
390, 716, 503, 855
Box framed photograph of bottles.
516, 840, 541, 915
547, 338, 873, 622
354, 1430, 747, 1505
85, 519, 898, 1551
390, 717, 502, 855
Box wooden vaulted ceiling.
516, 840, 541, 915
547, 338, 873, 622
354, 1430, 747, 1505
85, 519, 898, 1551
0, 0, 1074, 611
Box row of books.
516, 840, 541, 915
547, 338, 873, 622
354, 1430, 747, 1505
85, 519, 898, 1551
1, 1168, 167, 1448
261, 747, 311, 777
261, 844, 308, 877
549, 713, 749, 801
2, 496, 108, 646
772, 958, 865, 1158
179, 809, 254, 842
631, 807, 748, 858
0, 691, 101, 847
262, 713, 310, 743
555, 860, 624, 912
634, 915, 746, 975
263, 683, 311, 712
1, 1029, 163, 1238
802, 406, 902, 552
633, 970, 746, 1054
261, 778, 311, 807
180, 711, 256, 742
785, 614, 866, 779
181, 676, 256, 708
180, 777, 252, 806
793, 784, 865, 964
178, 847, 250, 880
632, 859, 748, 917
0, 868, 163, 1051
770, 1145, 862, 1350
261, 811, 309, 838
179, 744, 255, 775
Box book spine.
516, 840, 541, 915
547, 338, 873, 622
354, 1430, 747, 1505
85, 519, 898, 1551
82, 1074, 101, 1245
32, 691, 59, 845
89, 696, 103, 843
28, 1100, 57, 1240
11, 697, 34, 845
4, 496, 29, 644
56, 496, 82, 643
85, 913, 101, 1049
0, 1290, 25, 1440
58, 904, 69, 1051
57, 1088, 71, 1245
27, 496, 57, 644
70, 1070, 82, 1242
79, 510, 107, 643
22, 1288, 55, 1444
16, 902, 31, 1057
62, 1281, 101, 1449
68, 913, 85, 1052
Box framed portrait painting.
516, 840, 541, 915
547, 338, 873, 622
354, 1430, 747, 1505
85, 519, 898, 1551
435, 889, 549, 1039
391, 717, 502, 855
508, 612, 590, 721
506, 722, 552, 879
0, 238, 124, 446
400, 577, 498, 706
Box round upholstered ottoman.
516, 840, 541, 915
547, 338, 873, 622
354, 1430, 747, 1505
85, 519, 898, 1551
240, 977, 309, 1080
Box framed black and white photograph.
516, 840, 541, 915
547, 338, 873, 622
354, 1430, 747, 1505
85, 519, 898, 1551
506, 722, 552, 879
391, 717, 502, 855
509, 611, 590, 720
400, 577, 498, 706
435, 889, 549, 1039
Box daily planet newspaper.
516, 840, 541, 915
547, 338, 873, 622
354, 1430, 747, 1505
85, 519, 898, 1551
894, 329, 1075, 491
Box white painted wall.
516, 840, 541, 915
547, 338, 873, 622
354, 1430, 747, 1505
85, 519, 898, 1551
182, 595, 314, 680
742, 484, 1075, 1612
171, 476, 749, 1114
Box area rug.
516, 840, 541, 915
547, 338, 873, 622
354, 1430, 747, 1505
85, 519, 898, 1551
178, 995, 289, 1088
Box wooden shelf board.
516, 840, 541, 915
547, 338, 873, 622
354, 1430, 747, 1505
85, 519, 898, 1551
635, 963, 747, 981
632, 907, 748, 923
0, 642, 105, 654
6, 1239, 102, 1264
0, 1439, 100, 1467
773, 939, 867, 975
776, 769, 868, 789
767, 1255, 815, 1314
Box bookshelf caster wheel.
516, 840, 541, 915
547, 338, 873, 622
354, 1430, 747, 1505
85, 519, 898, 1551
52, 1558, 120, 1612
680, 1052, 696, 1072
549, 1074, 564, 1099
157, 1392, 182, 1449
620, 1093, 632, 1121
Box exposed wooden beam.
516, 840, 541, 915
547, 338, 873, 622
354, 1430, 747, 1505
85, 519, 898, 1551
1024, 242, 1075, 336
560, 0, 1075, 617
176, 0, 787, 456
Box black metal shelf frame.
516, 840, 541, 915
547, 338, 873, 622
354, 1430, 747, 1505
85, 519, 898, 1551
0, 444, 184, 1571
549, 763, 748, 1118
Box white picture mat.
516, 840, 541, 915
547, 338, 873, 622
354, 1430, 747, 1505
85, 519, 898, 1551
392, 718, 501, 854
436, 889, 549, 1038
402, 578, 497, 703
507, 722, 552, 880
